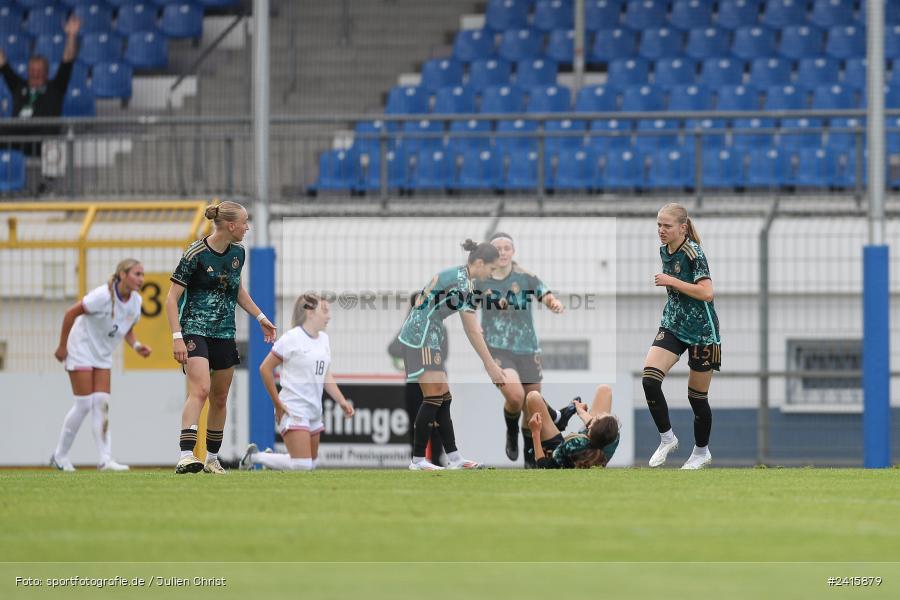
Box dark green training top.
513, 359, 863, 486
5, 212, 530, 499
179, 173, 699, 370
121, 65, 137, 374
398, 265, 477, 351
659, 238, 720, 346
475, 264, 549, 354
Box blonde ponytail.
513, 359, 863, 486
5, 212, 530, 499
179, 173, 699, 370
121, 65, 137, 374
108, 258, 140, 318
660, 203, 702, 246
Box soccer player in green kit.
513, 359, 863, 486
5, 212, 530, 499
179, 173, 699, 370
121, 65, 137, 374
398, 239, 508, 471
165, 201, 277, 475
643, 203, 720, 470
477, 232, 566, 466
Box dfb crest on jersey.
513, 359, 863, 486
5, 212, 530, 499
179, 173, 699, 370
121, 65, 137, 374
232, 257, 240, 269
674, 262, 681, 274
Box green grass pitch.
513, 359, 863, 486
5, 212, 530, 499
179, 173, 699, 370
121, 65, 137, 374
3, 468, 898, 599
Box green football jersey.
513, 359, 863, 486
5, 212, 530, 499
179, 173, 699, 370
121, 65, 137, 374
170, 238, 245, 339
537, 431, 619, 469
476, 265, 548, 354
659, 239, 720, 346
398, 266, 477, 350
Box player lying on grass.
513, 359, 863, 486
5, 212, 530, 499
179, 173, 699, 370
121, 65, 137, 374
525, 385, 620, 469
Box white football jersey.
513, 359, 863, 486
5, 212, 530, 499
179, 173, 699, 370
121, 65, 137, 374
66, 284, 142, 370
272, 326, 331, 417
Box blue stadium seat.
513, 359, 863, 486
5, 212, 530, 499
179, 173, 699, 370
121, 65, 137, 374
654, 57, 697, 86
116, 3, 158, 36
745, 147, 792, 187
353, 120, 398, 154
0, 149, 26, 192
34, 33, 65, 63
668, 84, 712, 111
62, 83, 96, 116
453, 29, 495, 62
151, 0, 188, 5
670, 0, 713, 31
92, 61, 133, 98
456, 148, 502, 190
812, 83, 857, 109
623, 0, 667, 29
1, 33, 31, 62
732, 117, 775, 148
826, 116, 863, 153
602, 148, 644, 189
701, 148, 743, 188
608, 57, 649, 86
585, 0, 624, 32
160, 3, 203, 39
886, 25, 900, 60
793, 147, 842, 187
546, 29, 577, 63
685, 27, 730, 59
686, 117, 728, 149
826, 26, 865, 59
648, 148, 694, 189
761, 0, 807, 28
468, 58, 511, 91
765, 84, 809, 110
636, 118, 681, 152
551, 148, 599, 191
401, 119, 445, 153
842, 58, 866, 89
527, 84, 571, 112
545, 118, 587, 154
716, 85, 759, 111
621, 84, 665, 111
887, 116, 900, 153
591, 28, 636, 62
780, 26, 826, 60
313, 149, 360, 192
716, 0, 761, 30
485, 0, 529, 32
576, 84, 619, 112
357, 148, 411, 193
699, 57, 745, 86
79, 32, 125, 66
75, 3, 114, 35
69, 60, 90, 86
498, 29, 543, 62
125, 31, 168, 69
533, 0, 573, 32
505, 148, 541, 190
447, 118, 493, 154
25, 5, 65, 36
639, 27, 683, 60
779, 117, 824, 150
480, 84, 525, 113
421, 58, 464, 92
888, 82, 900, 108
796, 57, 841, 87
749, 57, 792, 87
810, 0, 854, 29
410, 149, 455, 191
516, 58, 558, 87
732, 26, 777, 60
587, 118, 632, 152
195, 0, 242, 7
433, 85, 476, 114
386, 85, 431, 114
0, 5, 23, 35
495, 118, 537, 153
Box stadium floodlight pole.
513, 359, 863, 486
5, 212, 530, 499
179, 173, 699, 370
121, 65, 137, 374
249, 0, 276, 454
862, 0, 890, 469
573, 0, 585, 92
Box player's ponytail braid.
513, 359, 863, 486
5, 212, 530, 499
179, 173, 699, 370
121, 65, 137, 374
292, 293, 321, 327
461, 239, 500, 264
660, 203, 702, 245
108, 258, 140, 319
205, 201, 245, 227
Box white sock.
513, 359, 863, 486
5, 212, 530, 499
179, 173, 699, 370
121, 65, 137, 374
411, 456, 427, 464
206, 452, 218, 464
289, 458, 313, 471
252, 452, 294, 470
311, 458, 319, 470
692, 445, 710, 456
446, 451, 462, 463
91, 392, 112, 465
180, 450, 194, 459
660, 429, 676, 444
55, 395, 93, 460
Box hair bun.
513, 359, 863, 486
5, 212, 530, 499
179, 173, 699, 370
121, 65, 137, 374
461, 239, 478, 252
204, 205, 220, 220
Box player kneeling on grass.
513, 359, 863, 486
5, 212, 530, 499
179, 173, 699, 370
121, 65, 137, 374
241, 294, 354, 471
525, 385, 620, 469
51, 259, 151, 472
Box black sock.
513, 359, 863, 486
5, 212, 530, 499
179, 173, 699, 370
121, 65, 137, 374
413, 396, 441, 457
688, 387, 712, 447
179, 428, 197, 453
521, 427, 535, 465
642, 367, 672, 433
503, 409, 520, 434
206, 429, 224, 454
545, 401, 559, 423
435, 392, 458, 454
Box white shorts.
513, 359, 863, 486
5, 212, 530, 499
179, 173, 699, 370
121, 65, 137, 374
278, 410, 324, 436
64, 345, 111, 371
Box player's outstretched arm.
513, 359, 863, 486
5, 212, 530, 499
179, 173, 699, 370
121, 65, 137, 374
165, 282, 188, 364
324, 369, 354, 417
259, 352, 288, 422
541, 291, 564, 313
460, 310, 506, 387
54, 301, 86, 362
237, 285, 276, 343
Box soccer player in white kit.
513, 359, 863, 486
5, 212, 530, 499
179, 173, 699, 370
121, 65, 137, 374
51, 259, 152, 471
241, 294, 354, 471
